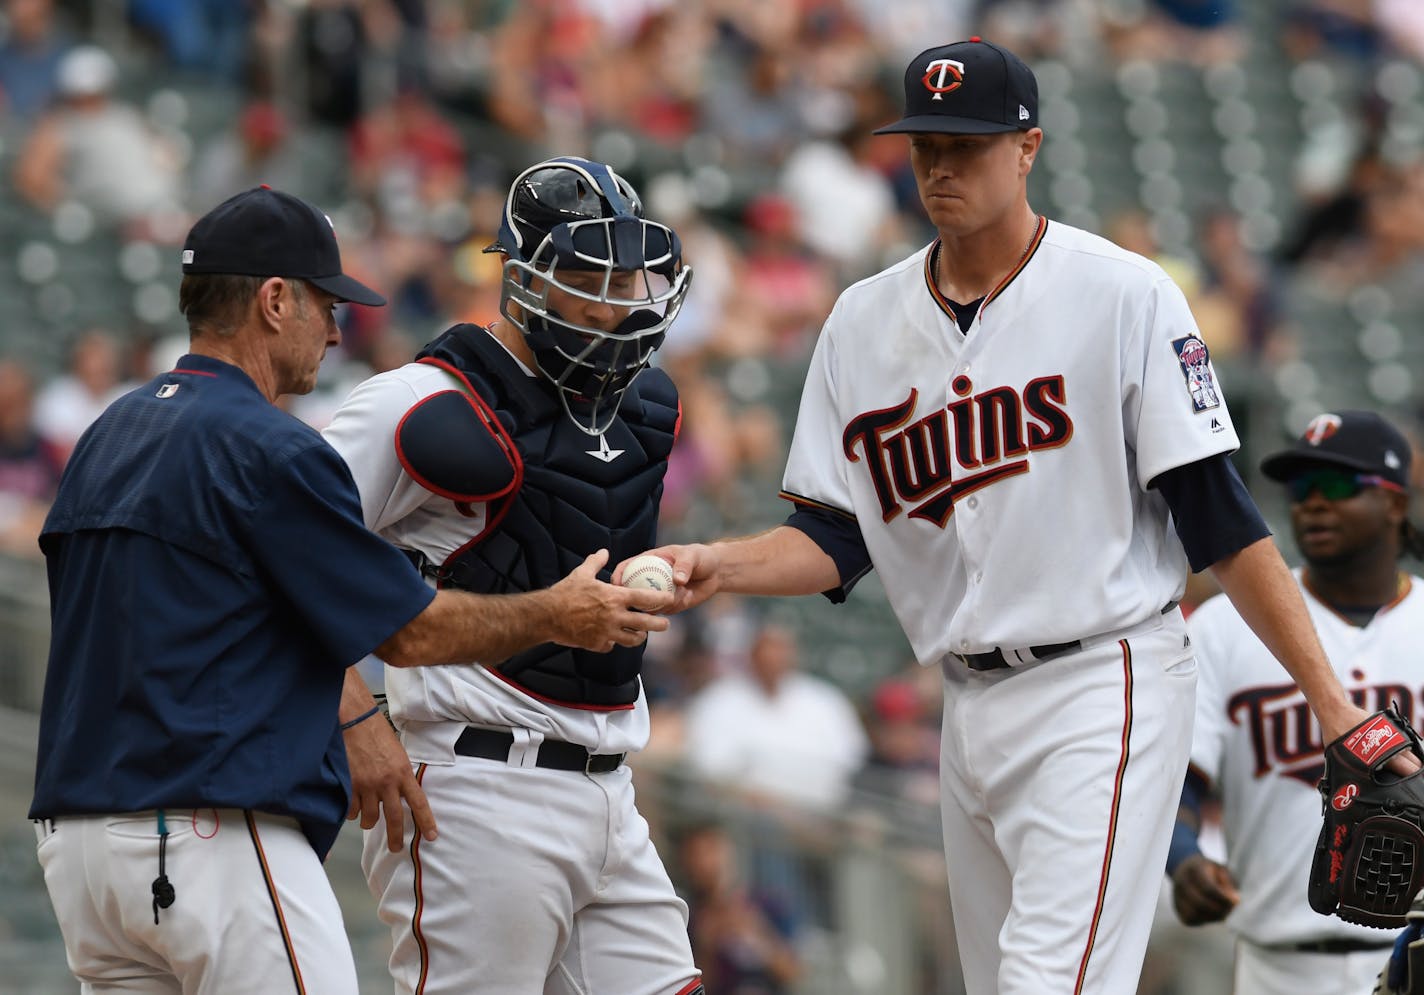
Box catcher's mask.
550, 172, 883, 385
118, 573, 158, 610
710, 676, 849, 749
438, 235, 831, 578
487, 157, 691, 437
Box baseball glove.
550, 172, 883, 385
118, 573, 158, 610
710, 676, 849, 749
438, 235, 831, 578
1309, 707, 1424, 929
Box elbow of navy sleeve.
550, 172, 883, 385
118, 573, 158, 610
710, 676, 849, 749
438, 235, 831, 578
1152, 453, 1270, 572
783, 506, 872, 603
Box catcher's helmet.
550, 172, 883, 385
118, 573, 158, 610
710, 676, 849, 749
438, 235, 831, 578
488, 157, 691, 436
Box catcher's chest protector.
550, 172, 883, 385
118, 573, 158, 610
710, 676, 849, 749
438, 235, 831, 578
1309, 707, 1424, 928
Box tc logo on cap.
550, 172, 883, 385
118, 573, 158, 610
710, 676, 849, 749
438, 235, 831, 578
923, 58, 965, 100
1304, 413, 1343, 445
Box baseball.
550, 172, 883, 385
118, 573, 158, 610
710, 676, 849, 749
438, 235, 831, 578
622, 554, 675, 593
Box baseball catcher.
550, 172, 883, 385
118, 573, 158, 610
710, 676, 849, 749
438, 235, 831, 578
1310, 707, 1424, 929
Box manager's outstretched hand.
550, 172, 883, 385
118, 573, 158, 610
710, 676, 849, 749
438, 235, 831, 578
548, 550, 674, 651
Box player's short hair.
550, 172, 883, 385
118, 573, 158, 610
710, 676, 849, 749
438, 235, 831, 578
178, 273, 268, 337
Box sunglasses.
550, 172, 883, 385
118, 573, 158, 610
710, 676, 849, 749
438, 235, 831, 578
1286, 469, 1405, 502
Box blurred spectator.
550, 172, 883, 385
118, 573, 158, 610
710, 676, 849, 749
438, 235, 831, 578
1278, 121, 1388, 269
1282, 0, 1381, 62
844, 0, 971, 64
13, 45, 184, 231
1105, 0, 1246, 65
0, 359, 62, 556
188, 100, 304, 209
1191, 207, 1282, 364
1376, 0, 1424, 60
644, 174, 739, 368
682, 620, 869, 811
780, 124, 899, 282
33, 328, 133, 463
298, 0, 367, 128
485, 0, 606, 154
852, 678, 939, 806
1300, 157, 1424, 297
0, 0, 72, 121
348, 86, 466, 215
593, 7, 707, 147
738, 193, 837, 360
661, 374, 785, 531
126, 0, 251, 81
974, 0, 1072, 60
700, 45, 806, 168
677, 821, 804, 995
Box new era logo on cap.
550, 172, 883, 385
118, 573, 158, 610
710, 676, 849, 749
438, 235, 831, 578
875, 37, 1040, 136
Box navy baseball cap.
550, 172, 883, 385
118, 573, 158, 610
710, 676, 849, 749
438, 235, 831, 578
875, 37, 1039, 136
181, 186, 385, 306
1260, 410, 1412, 489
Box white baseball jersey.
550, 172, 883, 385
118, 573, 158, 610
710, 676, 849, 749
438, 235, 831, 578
779, 218, 1239, 993
322, 357, 649, 761
781, 218, 1239, 665
323, 344, 697, 995
1190, 572, 1424, 948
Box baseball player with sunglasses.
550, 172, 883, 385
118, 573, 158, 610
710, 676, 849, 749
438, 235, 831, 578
622, 38, 1404, 994
323, 157, 703, 995
1170, 410, 1424, 994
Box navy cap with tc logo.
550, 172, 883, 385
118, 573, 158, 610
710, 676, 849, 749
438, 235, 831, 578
874, 37, 1039, 136
1260, 410, 1413, 489
181, 185, 385, 306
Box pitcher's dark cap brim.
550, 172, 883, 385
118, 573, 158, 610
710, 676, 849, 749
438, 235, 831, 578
873, 116, 1026, 135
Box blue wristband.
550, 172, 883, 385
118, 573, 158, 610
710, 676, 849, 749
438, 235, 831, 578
339, 704, 381, 731
1165, 819, 1202, 876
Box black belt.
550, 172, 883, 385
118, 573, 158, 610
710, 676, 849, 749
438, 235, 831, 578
1274, 938, 1396, 954
957, 602, 1180, 672
959, 639, 1079, 672
454, 727, 626, 774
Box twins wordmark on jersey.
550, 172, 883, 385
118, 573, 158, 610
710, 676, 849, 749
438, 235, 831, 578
780, 220, 1239, 663
1226, 676, 1420, 786
844, 375, 1070, 526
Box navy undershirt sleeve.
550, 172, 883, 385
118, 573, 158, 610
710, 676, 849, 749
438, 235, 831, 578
1151, 452, 1271, 572
783, 505, 873, 603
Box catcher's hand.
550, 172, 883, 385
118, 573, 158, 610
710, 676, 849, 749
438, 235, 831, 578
1309, 707, 1424, 928
1375, 892, 1424, 994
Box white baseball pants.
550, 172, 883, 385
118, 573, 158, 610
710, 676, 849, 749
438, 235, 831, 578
939, 609, 1196, 994
362, 754, 700, 995
36, 808, 358, 994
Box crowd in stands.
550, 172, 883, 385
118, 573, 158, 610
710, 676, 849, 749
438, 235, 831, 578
3, 0, 1424, 990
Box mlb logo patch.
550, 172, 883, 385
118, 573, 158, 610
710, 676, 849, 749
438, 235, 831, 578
1171, 335, 1220, 412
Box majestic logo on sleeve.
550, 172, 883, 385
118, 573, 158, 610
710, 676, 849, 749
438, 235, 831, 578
1226, 680, 1417, 786
1172, 335, 1220, 412
842, 374, 1072, 527
923, 59, 965, 100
